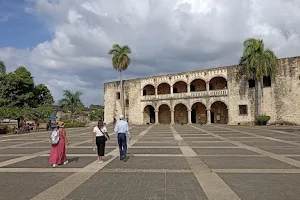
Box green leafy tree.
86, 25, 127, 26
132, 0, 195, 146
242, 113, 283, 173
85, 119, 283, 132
108, 44, 131, 116
32, 105, 54, 121
33, 84, 54, 107
89, 109, 104, 121
59, 90, 84, 120
0, 66, 35, 107
239, 38, 278, 116
89, 104, 104, 110
0, 60, 6, 75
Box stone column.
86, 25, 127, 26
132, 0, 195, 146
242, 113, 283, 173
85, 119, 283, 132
155, 87, 158, 98
171, 86, 173, 95
155, 110, 159, 124
188, 109, 192, 124
206, 81, 210, 91
187, 84, 190, 93
206, 109, 211, 124
171, 109, 175, 124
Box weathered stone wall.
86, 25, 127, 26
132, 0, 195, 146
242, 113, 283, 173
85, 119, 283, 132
104, 79, 143, 124
227, 56, 300, 125
272, 57, 300, 124
104, 56, 300, 125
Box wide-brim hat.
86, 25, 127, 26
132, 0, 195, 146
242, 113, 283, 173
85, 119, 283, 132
58, 121, 65, 128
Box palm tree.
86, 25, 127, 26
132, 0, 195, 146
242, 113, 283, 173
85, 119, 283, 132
59, 90, 84, 120
239, 38, 278, 116
0, 60, 6, 75
108, 44, 131, 116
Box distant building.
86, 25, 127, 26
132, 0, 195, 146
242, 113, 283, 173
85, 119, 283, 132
104, 56, 300, 125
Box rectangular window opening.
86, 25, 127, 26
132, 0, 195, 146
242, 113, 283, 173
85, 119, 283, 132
239, 105, 248, 115
248, 79, 255, 88
116, 92, 120, 100
263, 76, 271, 87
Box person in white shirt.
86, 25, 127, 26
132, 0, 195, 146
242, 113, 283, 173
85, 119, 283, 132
92, 120, 110, 163
114, 115, 129, 161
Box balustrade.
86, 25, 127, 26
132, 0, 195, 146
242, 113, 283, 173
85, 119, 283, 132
141, 89, 228, 101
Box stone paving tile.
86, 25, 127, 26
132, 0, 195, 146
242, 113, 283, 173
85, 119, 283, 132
0, 172, 72, 200
64, 172, 208, 200
218, 173, 300, 200
0, 148, 48, 154
65, 147, 115, 154
129, 148, 182, 154
103, 156, 191, 170
183, 137, 223, 141
259, 147, 300, 154
201, 156, 299, 169
133, 142, 178, 146
185, 141, 237, 147
0, 156, 20, 162
240, 141, 293, 147
2, 156, 97, 168
288, 156, 300, 161
192, 148, 259, 155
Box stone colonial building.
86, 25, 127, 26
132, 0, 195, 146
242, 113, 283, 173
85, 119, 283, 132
104, 56, 300, 125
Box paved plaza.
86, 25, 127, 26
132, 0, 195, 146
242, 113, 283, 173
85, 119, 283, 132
1, 124, 300, 200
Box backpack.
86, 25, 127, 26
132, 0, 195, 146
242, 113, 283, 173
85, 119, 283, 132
50, 129, 60, 144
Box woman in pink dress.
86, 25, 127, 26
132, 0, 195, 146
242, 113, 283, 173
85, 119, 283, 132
49, 121, 69, 168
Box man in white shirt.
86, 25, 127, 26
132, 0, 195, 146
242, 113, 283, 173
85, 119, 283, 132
114, 115, 129, 160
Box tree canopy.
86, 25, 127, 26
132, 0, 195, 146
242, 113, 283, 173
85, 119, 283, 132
0, 62, 54, 121
59, 90, 84, 118
108, 44, 131, 72
239, 38, 278, 80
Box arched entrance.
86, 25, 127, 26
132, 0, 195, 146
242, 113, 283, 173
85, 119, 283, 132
143, 105, 155, 124
157, 83, 171, 94
210, 101, 228, 124
191, 102, 207, 124
143, 85, 155, 96
209, 77, 227, 90
190, 79, 206, 92
173, 81, 187, 93
174, 103, 188, 124
158, 104, 171, 124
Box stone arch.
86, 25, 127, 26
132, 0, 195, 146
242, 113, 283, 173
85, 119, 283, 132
172, 101, 189, 111
209, 76, 227, 90
210, 101, 228, 124
207, 99, 228, 110
142, 84, 155, 96
157, 83, 171, 94
173, 81, 187, 93
174, 103, 188, 124
158, 104, 171, 124
143, 105, 155, 124
190, 78, 206, 92
191, 102, 207, 124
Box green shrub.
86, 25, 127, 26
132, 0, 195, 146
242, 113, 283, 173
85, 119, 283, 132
0, 125, 12, 134
255, 115, 271, 125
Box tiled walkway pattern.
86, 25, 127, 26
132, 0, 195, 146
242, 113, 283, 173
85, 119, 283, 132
1, 125, 300, 200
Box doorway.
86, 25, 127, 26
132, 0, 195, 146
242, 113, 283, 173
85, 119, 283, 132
211, 112, 214, 123
191, 109, 196, 123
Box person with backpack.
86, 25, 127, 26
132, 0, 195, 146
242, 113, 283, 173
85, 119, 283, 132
92, 120, 110, 163
49, 121, 69, 168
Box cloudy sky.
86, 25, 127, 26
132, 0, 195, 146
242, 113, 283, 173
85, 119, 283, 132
0, 0, 299, 106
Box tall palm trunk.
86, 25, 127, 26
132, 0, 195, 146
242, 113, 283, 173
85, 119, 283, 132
120, 71, 125, 116
254, 78, 262, 117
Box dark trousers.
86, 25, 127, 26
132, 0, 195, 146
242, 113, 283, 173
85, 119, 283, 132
117, 133, 127, 159
96, 136, 106, 156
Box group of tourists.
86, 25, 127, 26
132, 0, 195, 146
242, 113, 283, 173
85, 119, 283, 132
49, 115, 130, 167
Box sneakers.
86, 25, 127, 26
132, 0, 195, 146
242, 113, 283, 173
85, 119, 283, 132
52, 164, 58, 168
99, 160, 103, 164
63, 160, 69, 165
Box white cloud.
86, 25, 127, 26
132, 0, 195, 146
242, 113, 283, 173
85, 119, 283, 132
1, 0, 300, 105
